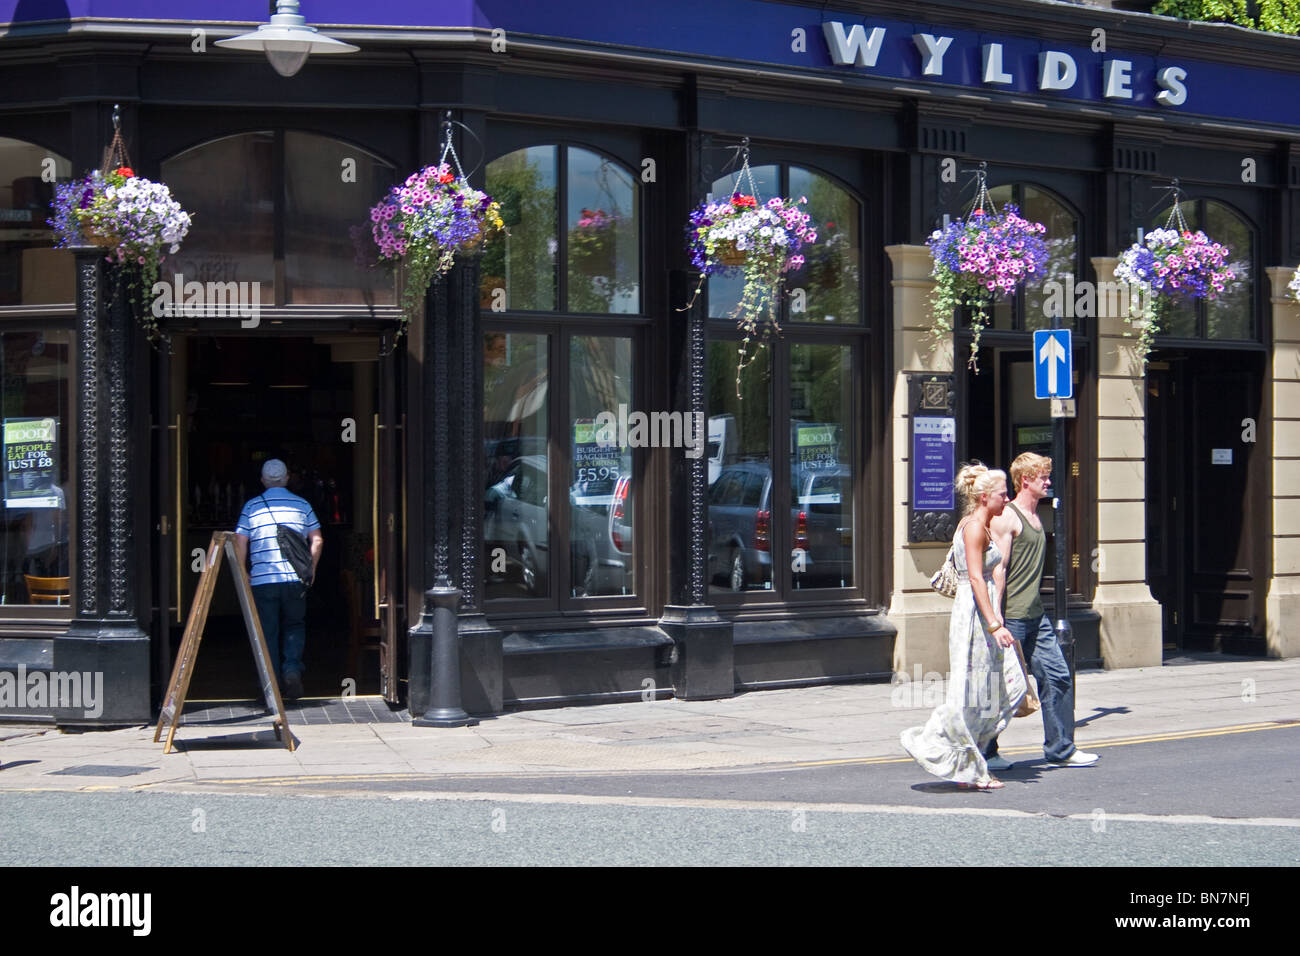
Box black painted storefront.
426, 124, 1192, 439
0, 0, 1291, 724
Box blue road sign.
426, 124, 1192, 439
1034, 329, 1072, 399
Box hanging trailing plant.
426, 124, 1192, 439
683, 144, 814, 396
1114, 196, 1234, 369
927, 170, 1049, 373
367, 119, 504, 333
49, 150, 191, 343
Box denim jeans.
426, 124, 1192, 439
984, 613, 1076, 762
252, 582, 307, 682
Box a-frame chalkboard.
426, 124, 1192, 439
154, 531, 295, 754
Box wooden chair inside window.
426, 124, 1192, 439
341, 568, 382, 685
25, 574, 71, 605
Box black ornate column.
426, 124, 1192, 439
56, 246, 150, 725
657, 111, 734, 701
409, 255, 500, 724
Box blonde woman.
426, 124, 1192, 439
901, 462, 1024, 790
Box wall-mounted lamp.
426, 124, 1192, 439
215, 1, 358, 78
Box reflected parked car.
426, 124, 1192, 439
707, 462, 852, 591
484, 455, 631, 597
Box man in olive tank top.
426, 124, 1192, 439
985, 453, 1099, 769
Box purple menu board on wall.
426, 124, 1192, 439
912, 416, 955, 511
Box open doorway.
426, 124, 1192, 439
160, 335, 387, 700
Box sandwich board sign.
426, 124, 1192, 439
154, 531, 294, 754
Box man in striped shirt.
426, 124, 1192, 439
232, 459, 323, 699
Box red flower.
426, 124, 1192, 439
731, 193, 757, 208
114, 166, 135, 178
971, 209, 984, 217
437, 169, 454, 184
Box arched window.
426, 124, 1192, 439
985, 184, 1079, 332
161, 131, 396, 306
480, 145, 640, 314
708, 165, 862, 325
0, 137, 73, 305
1150, 199, 1254, 341
705, 162, 863, 598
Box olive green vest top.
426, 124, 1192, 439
1004, 501, 1045, 619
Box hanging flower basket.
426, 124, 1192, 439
1114, 220, 1234, 369
367, 162, 504, 332
686, 187, 814, 395
927, 199, 1049, 372
49, 165, 192, 342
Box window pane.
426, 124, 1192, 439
569, 336, 633, 597
1205, 201, 1253, 340
790, 343, 853, 589
162, 133, 275, 304
0, 138, 73, 305
1022, 186, 1078, 333
707, 340, 773, 593
567, 149, 639, 314
708, 164, 779, 320
484, 332, 549, 599
481, 147, 557, 312
787, 167, 861, 324
285, 132, 395, 305
1151, 203, 1198, 338
1, 331, 72, 606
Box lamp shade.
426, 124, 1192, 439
215, 2, 359, 77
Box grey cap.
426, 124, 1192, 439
261, 458, 288, 482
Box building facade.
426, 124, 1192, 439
0, 0, 1296, 725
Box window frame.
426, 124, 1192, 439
1148, 197, 1260, 345
481, 140, 645, 317
703, 154, 871, 607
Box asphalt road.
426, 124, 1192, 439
1, 725, 1295, 867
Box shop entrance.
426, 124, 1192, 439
1146, 349, 1267, 654
152, 334, 404, 703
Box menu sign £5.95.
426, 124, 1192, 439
4, 417, 60, 508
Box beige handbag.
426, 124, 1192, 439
929, 546, 958, 598
1011, 642, 1041, 718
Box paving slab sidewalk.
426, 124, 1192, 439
1, 658, 1296, 791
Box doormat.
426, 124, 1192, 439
48, 765, 158, 777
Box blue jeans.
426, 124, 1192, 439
985, 613, 1076, 762
252, 582, 307, 683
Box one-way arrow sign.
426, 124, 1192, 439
1034, 329, 1072, 399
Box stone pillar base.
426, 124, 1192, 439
1265, 578, 1300, 659
887, 593, 953, 677
1093, 584, 1163, 668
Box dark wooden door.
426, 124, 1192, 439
1147, 352, 1266, 654
1184, 353, 1266, 652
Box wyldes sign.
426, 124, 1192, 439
822, 20, 1187, 108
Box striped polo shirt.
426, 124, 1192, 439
235, 487, 321, 586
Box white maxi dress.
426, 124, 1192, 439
900, 528, 1024, 785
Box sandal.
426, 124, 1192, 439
957, 778, 1004, 790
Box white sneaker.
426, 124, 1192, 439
1050, 750, 1099, 767
985, 755, 1015, 771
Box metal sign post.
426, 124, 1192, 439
1038, 327, 1074, 676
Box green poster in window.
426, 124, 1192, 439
4, 417, 60, 507
796, 424, 838, 470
